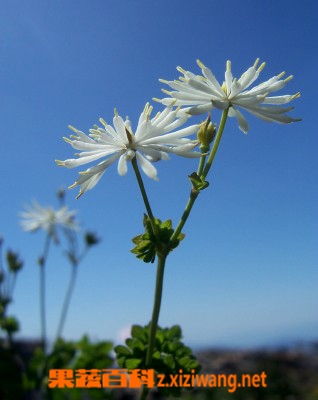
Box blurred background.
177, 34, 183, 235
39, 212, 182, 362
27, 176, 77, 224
0, 0, 317, 352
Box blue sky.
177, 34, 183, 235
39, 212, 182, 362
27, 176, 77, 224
1, 0, 317, 349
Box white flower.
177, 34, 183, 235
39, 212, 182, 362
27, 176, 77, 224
56, 103, 200, 198
158, 59, 300, 133
20, 201, 78, 241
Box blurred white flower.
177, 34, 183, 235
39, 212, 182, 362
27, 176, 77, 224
159, 59, 300, 133
117, 326, 132, 343
20, 201, 78, 241
56, 103, 200, 198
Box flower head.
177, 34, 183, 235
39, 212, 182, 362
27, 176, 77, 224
158, 59, 300, 133
20, 201, 78, 242
56, 103, 200, 198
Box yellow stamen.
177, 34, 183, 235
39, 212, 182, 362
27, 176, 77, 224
55, 160, 65, 166
159, 78, 170, 84
63, 137, 73, 144
161, 89, 172, 96
277, 71, 286, 79
68, 125, 78, 133
253, 58, 260, 68
196, 59, 206, 69
257, 62, 266, 73
177, 66, 186, 74
284, 75, 293, 83
99, 118, 107, 127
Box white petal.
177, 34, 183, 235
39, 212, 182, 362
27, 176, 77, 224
151, 105, 172, 125
201, 66, 225, 96
231, 107, 249, 134
117, 153, 129, 175
162, 115, 189, 133
113, 115, 129, 142
139, 146, 169, 162
69, 127, 95, 143
72, 171, 106, 198
263, 94, 299, 105
187, 103, 214, 115
186, 79, 218, 98
80, 152, 123, 175
142, 124, 199, 145
136, 152, 158, 180
237, 66, 259, 91
68, 140, 115, 151
242, 105, 299, 124
169, 91, 213, 102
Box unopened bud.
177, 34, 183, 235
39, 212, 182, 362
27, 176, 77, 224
197, 115, 216, 151
85, 232, 100, 247
57, 187, 66, 203
6, 250, 23, 273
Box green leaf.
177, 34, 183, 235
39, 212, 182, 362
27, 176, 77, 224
163, 354, 175, 369
167, 325, 182, 340
114, 345, 131, 356
131, 325, 147, 342
152, 350, 161, 360
161, 219, 172, 230
178, 355, 192, 369
188, 172, 209, 191
116, 356, 126, 368
126, 358, 142, 369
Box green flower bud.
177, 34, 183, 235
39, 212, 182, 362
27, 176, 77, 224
6, 250, 23, 273
197, 114, 216, 151
85, 232, 100, 247
0, 316, 19, 334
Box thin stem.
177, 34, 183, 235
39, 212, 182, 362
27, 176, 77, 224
170, 189, 199, 242
170, 109, 229, 242
138, 253, 167, 400
39, 234, 51, 353
201, 108, 229, 180
197, 153, 207, 177
145, 253, 167, 367
131, 157, 158, 238
55, 263, 78, 341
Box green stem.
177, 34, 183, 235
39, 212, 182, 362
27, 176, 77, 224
145, 253, 167, 366
55, 263, 78, 341
201, 108, 229, 180
170, 188, 199, 242
197, 152, 207, 177
39, 234, 51, 353
139, 253, 167, 400
171, 109, 229, 242
131, 157, 158, 238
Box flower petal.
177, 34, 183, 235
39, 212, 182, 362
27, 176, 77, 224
136, 152, 158, 180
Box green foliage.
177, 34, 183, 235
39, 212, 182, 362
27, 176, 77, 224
114, 324, 201, 397
0, 315, 19, 335
131, 215, 185, 263
24, 336, 114, 400
0, 343, 25, 399
188, 173, 209, 191
6, 250, 24, 272
0, 241, 24, 339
